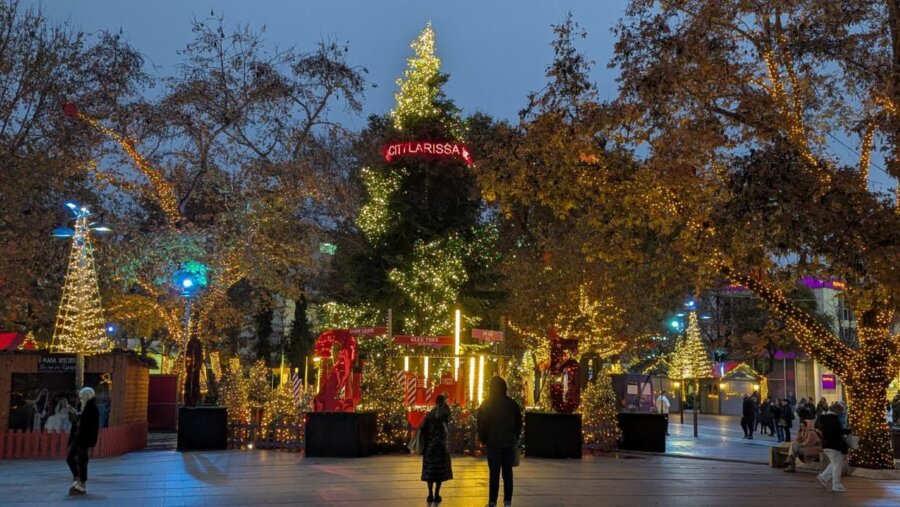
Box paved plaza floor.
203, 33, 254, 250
1, 447, 899, 507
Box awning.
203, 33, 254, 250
0, 332, 35, 351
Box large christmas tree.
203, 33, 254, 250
332, 23, 499, 335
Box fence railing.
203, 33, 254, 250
0, 422, 148, 459
227, 421, 304, 452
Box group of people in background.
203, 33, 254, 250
740, 391, 855, 493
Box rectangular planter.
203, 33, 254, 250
892, 429, 900, 459
617, 412, 666, 452
305, 411, 377, 458
177, 406, 227, 451
524, 411, 582, 459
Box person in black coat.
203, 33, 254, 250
779, 398, 795, 443
66, 387, 99, 496
478, 376, 523, 507
817, 403, 850, 492
740, 394, 757, 439
420, 394, 453, 503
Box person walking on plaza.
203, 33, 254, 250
784, 420, 822, 472
66, 387, 99, 496
817, 403, 850, 492
740, 393, 756, 439
655, 390, 671, 436
421, 394, 453, 504
478, 377, 523, 507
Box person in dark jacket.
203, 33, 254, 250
421, 394, 453, 503
740, 394, 756, 439
777, 399, 794, 443
477, 377, 523, 507
817, 403, 850, 492
797, 398, 810, 421
816, 397, 830, 421
66, 387, 99, 495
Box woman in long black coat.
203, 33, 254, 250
421, 394, 453, 503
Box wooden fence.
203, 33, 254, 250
0, 422, 148, 459
227, 421, 305, 452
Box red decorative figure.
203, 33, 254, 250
548, 329, 580, 413
313, 330, 361, 412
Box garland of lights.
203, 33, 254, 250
715, 259, 898, 469
51, 207, 110, 354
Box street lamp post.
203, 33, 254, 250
174, 264, 207, 407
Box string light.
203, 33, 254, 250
669, 311, 712, 382
580, 369, 621, 452
715, 258, 898, 468
477, 354, 485, 403
391, 23, 442, 130
66, 105, 181, 224
51, 205, 110, 354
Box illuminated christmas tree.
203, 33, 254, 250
669, 311, 712, 381
51, 203, 110, 353
505, 355, 528, 408
331, 23, 499, 335
358, 341, 408, 448
580, 369, 620, 452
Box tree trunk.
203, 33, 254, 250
844, 322, 896, 469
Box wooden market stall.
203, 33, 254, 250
0, 350, 151, 459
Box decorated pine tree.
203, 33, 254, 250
670, 311, 712, 381
359, 339, 409, 448
580, 369, 621, 452
505, 355, 528, 408
331, 23, 499, 335
220, 357, 250, 423
51, 204, 109, 353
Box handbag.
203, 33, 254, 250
408, 428, 424, 455
844, 434, 860, 450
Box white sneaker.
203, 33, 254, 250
832, 485, 846, 492
816, 475, 828, 489
73, 481, 86, 494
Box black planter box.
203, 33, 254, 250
524, 411, 582, 459
177, 406, 227, 451
617, 412, 666, 452
305, 411, 378, 458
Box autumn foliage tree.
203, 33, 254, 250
613, 0, 900, 468
66, 15, 365, 375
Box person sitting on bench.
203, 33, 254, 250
784, 420, 821, 472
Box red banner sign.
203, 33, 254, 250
472, 328, 504, 342
393, 335, 454, 348
348, 327, 387, 337
382, 141, 473, 165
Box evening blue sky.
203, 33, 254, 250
31, 0, 628, 127
30, 0, 896, 192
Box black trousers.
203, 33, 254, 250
740, 416, 755, 436
487, 446, 515, 505
66, 443, 89, 483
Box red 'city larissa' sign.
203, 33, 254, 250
382, 141, 473, 165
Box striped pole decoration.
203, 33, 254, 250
291, 370, 302, 405
405, 373, 417, 406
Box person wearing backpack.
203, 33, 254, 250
420, 394, 453, 504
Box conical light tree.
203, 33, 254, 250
51, 203, 110, 353
669, 311, 711, 382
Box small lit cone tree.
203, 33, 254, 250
669, 311, 713, 393
580, 369, 621, 452
51, 203, 110, 354
219, 358, 250, 424
505, 355, 528, 409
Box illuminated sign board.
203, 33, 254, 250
472, 328, 504, 342
382, 141, 473, 165
393, 335, 454, 348
822, 374, 836, 390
